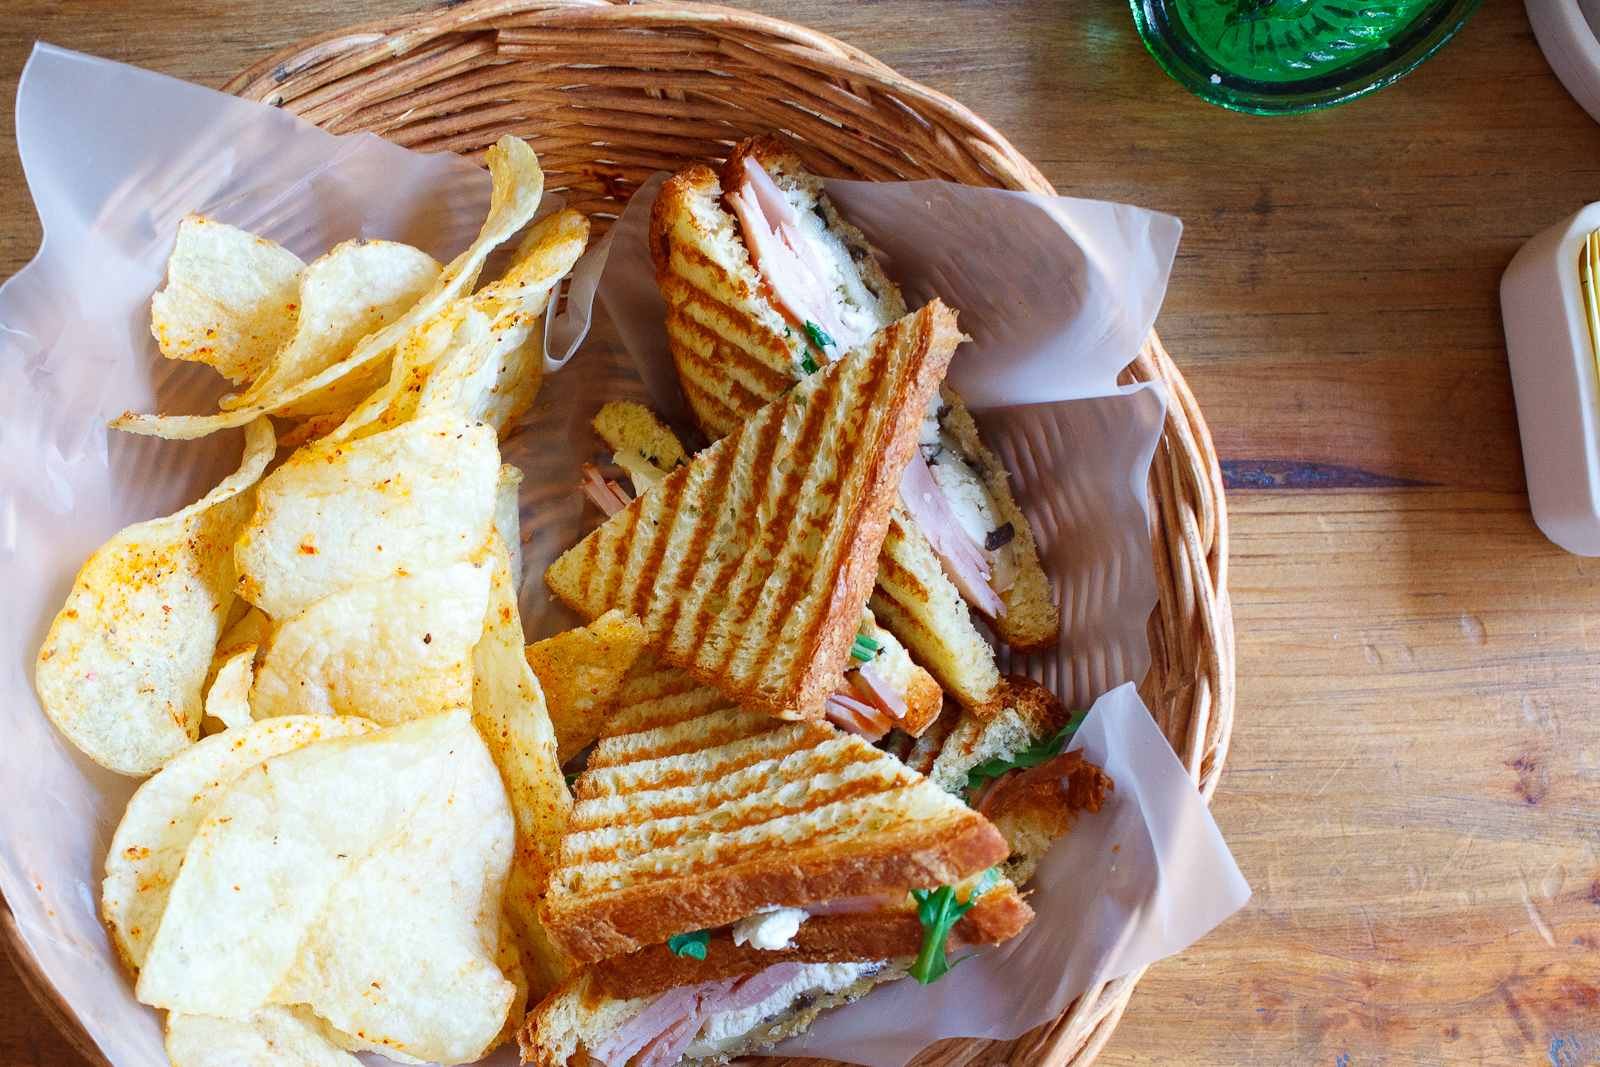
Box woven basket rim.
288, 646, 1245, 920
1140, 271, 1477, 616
5, 6, 1235, 1067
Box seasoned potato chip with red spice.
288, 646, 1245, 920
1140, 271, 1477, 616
136, 709, 516, 1065
250, 555, 493, 725
101, 714, 378, 973
34, 417, 276, 775
151, 217, 304, 385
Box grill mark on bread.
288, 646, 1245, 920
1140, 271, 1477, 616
626, 470, 687, 621
568, 764, 904, 846
700, 375, 831, 691
569, 746, 867, 830
662, 398, 748, 643
761, 323, 900, 682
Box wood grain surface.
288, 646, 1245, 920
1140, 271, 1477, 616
3, 0, 1598, 1065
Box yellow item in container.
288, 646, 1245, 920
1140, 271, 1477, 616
1582, 229, 1600, 378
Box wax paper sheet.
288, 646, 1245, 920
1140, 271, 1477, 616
0, 43, 1248, 1067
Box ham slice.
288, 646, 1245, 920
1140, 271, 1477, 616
850, 662, 908, 721
825, 689, 893, 740
591, 983, 703, 1067
605, 963, 811, 1067
582, 462, 632, 517
727, 158, 862, 362
805, 893, 897, 916
825, 694, 889, 742
899, 449, 1006, 618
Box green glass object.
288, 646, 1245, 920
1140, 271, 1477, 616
1130, 0, 1483, 112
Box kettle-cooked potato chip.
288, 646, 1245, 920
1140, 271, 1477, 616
204, 646, 257, 730
102, 714, 378, 973
136, 709, 515, 1066
471, 540, 572, 1000
166, 1007, 360, 1067
35, 417, 277, 775
331, 207, 588, 446
220, 238, 441, 412
250, 557, 493, 725
151, 217, 304, 385
495, 463, 525, 593
413, 208, 591, 435
234, 410, 500, 620
114, 135, 548, 440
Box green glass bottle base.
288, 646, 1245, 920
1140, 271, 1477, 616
1130, 0, 1482, 112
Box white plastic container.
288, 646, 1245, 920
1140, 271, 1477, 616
1501, 201, 1600, 555
1526, 0, 1600, 126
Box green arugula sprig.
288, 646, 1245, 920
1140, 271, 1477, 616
963, 709, 1088, 801
908, 867, 1000, 984
803, 320, 836, 352
668, 930, 711, 960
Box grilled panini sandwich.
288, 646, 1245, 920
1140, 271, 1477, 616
523, 665, 1032, 1067
544, 300, 961, 723
584, 403, 940, 741
648, 136, 1058, 719
538, 674, 1031, 972
884, 677, 1112, 886
523, 961, 909, 1067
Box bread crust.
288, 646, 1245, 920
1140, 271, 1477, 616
588, 884, 1033, 999
540, 806, 1007, 962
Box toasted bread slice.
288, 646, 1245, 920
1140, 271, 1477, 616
652, 139, 1056, 670
592, 400, 687, 473
538, 701, 1009, 964
650, 137, 906, 439
544, 301, 961, 723
871, 506, 1008, 714
521, 962, 909, 1067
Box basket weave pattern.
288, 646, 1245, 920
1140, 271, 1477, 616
7, 4, 1234, 1066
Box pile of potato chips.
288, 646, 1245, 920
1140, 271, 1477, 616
33, 136, 644, 1066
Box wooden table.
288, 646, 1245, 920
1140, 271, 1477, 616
3, 0, 1596, 1064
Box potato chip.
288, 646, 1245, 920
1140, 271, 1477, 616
234, 410, 500, 620
330, 208, 588, 446
493, 916, 529, 1048
166, 1007, 360, 1067
151, 216, 304, 386
471, 539, 572, 999
250, 557, 492, 725
204, 646, 257, 730
34, 417, 277, 775
199, 606, 273, 735
525, 609, 647, 765
113, 136, 548, 440
102, 714, 378, 973
137, 709, 515, 1065
219, 238, 440, 412
495, 463, 525, 592
415, 209, 590, 435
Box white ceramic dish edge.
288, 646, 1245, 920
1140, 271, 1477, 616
1501, 200, 1600, 554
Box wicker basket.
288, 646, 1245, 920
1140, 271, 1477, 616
6, 3, 1233, 1066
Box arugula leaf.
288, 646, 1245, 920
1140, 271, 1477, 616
803, 321, 836, 351
564, 770, 582, 787
963, 709, 1088, 800
908, 867, 1001, 983
798, 353, 820, 376
668, 930, 711, 960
